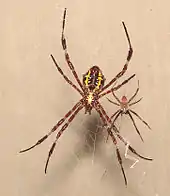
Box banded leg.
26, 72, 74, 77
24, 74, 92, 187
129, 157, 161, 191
19, 100, 83, 153
45, 104, 84, 173
107, 127, 127, 185
99, 21, 133, 93
106, 110, 121, 142
61, 8, 84, 91
129, 109, 151, 130
99, 74, 135, 98
127, 111, 144, 142
50, 54, 83, 96
96, 101, 112, 124
96, 102, 119, 141
95, 106, 127, 185
96, 101, 123, 135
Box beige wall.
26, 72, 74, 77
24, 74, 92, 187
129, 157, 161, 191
1, 0, 170, 195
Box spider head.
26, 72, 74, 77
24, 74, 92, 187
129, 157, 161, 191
83, 66, 105, 92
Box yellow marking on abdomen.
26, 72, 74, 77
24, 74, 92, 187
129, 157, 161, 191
94, 72, 103, 91
85, 70, 91, 86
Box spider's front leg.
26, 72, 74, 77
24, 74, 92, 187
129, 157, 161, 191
99, 21, 133, 94
50, 54, 83, 96
99, 74, 136, 99
19, 99, 83, 153
44, 104, 84, 173
61, 8, 84, 91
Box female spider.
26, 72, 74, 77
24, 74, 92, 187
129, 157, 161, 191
107, 80, 151, 141
20, 8, 137, 176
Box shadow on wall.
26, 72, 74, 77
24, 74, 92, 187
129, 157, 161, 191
74, 114, 106, 159
34, 114, 105, 195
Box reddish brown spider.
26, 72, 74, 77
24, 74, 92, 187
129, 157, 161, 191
19, 8, 152, 185
107, 80, 151, 142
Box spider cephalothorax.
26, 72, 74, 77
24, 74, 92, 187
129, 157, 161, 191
19, 8, 152, 185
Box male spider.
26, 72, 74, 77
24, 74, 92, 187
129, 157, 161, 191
19, 8, 149, 183
107, 80, 151, 141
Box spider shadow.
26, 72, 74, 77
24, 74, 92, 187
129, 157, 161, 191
35, 114, 105, 196
74, 113, 106, 160
35, 115, 145, 196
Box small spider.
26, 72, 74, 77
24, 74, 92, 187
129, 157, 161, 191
107, 80, 151, 142
19, 8, 150, 184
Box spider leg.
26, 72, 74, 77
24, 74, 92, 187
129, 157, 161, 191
127, 110, 144, 142
128, 80, 139, 103
113, 128, 153, 161
96, 101, 122, 136
107, 127, 127, 185
95, 105, 127, 185
129, 97, 143, 107
50, 54, 83, 96
45, 104, 84, 173
99, 74, 135, 98
99, 22, 133, 93
110, 109, 121, 121
96, 102, 112, 124
106, 98, 120, 106
129, 109, 151, 130
125, 141, 139, 168
61, 8, 84, 91
111, 91, 121, 103
105, 110, 121, 142
19, 100, 83, 153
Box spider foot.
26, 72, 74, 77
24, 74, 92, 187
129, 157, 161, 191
125, 141, 139, 169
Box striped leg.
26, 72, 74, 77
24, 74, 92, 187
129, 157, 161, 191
99, 21, 133, 94
107, 127, 127, 185
50, 54, 83, 96
45, 104, 84, 173
99, 74, 135, 99
19, 100, 83, 153
95, 103, 127, 185
61, 8, 84, 91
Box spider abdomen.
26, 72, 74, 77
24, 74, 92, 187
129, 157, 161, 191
83, 66, 105, 92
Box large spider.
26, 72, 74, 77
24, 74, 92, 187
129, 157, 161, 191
107, 80, 151, 142
19, 8, 148, 181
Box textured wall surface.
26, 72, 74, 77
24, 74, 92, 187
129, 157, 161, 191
1, 0, 170, 195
